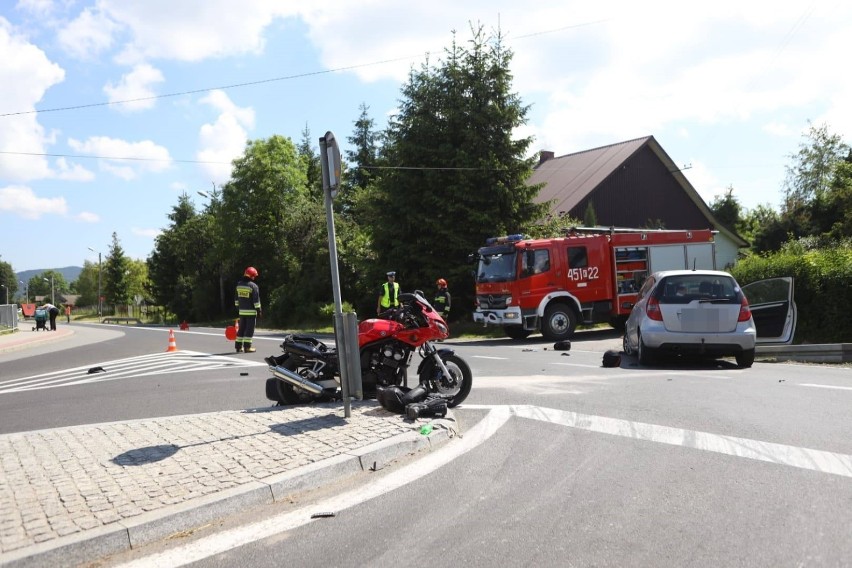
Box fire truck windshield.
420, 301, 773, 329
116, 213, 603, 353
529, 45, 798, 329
476, 251, 517, 283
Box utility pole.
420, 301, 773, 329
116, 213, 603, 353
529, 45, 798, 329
43, 276, 54, 304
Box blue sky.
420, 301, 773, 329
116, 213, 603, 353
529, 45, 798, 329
1, 1, 850, 272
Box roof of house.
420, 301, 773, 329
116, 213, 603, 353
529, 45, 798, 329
530, 136, 748, 247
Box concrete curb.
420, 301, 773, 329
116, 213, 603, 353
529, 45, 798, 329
0, 419, 456, 568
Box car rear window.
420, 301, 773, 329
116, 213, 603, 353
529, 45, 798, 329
656, 275, 742, 304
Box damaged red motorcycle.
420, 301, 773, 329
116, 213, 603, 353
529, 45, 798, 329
264, 291, 473, 407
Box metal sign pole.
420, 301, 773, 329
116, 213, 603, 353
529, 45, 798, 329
319, 132, 351, 418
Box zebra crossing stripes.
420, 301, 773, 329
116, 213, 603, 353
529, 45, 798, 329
0, 351, 267, 395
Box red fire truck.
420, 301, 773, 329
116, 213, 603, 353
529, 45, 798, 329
472, 227, 717, 340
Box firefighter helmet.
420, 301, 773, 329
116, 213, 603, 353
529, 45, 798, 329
244, 266, 259, 279
436, 278, 447, 288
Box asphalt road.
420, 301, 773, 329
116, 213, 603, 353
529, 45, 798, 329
3, 324, 851, 566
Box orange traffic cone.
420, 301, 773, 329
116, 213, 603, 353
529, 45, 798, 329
166, 329, 178, 352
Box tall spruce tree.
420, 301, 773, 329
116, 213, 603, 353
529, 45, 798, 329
147, 194, 205, 320
369, 25, 546, 316
346, 103, 380, 194
104, 232, 131, 308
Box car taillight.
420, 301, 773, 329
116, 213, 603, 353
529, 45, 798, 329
738, 296, 752, 322
646, 296, 663, 321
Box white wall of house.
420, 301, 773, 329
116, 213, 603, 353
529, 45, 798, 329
714, 234, 740, 270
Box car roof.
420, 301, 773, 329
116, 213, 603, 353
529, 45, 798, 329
651, 269, 736, 279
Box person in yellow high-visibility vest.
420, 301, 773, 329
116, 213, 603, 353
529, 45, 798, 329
234, 266, 261, 353
376, 271, 400, 318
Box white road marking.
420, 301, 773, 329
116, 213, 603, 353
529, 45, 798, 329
117, 402, 852, 566
464, 404, 852, 479
0, 351, 265, 394
471, 355, 509, 360
800, 383, 852, 392
473, 375, 603, 387
116, 407, 513, 568
552, 362, 604, 368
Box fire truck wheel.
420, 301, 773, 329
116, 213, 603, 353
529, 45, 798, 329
609, 316, 627, 332
542, 303, 576, 341
504, 326, 532, 340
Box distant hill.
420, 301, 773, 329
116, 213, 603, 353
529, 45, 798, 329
16, 266, 83, 285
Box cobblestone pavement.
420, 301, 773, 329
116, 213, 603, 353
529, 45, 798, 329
0, 323, 448, 567
0, 397, 450, 568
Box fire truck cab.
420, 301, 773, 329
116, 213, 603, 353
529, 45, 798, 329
472, 227, 717, 340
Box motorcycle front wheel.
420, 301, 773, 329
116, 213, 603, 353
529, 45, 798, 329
420, 354, 472, 408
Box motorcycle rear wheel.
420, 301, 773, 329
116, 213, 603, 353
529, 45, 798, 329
421, 354, 472, 408
267, 357, 320, 405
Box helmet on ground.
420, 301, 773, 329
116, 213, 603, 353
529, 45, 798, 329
244, 266, 259, 279
436, 278, 447, 288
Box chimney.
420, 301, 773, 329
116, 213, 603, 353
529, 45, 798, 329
539, 150, 555, 165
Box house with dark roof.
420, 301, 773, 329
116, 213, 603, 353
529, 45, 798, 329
529, 135, 747, 269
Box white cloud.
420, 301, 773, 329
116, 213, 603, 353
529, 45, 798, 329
57, 6, 119, 60
67, 136, 172, 180
95, 1, 297, 64
131, 227, 161, 238
0, 185, 67, 220
76, 211, 100, 222
15, 0, 55, 18
196, 90, 254, 183
202, 90, 255, 129
103, 63, 165, 111
52, 157, 95, 181
682, 161, 725, 206
295, 2, 852, 152
0, 20, 66, 182
763, 121, 795, 138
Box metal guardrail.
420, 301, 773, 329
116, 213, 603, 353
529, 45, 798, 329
756, 343, 852, 364
101, 317, 142, 325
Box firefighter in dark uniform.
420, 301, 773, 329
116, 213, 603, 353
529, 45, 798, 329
234, 266, 261, 353
377, 271, 400, 317
434, 278, 451, 319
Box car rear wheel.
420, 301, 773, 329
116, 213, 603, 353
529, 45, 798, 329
736, 348, 755, 368
622, 332, 633, 355
637, 330, 656, 366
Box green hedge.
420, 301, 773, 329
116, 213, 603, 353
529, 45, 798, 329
731, 242, 852, 344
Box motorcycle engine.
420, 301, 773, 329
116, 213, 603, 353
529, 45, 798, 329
362, 342, 410, 388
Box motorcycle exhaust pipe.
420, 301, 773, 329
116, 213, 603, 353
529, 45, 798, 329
270, 365, 324, 395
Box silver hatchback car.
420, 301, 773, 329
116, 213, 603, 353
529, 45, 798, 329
622, 270, 795, 368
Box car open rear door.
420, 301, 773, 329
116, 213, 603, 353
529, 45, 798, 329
741, 277, 796, 344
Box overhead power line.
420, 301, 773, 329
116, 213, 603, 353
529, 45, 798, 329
0, 56, 418, 118
0, 149, 514, 171
0, 150, 225, 164
0, 19, 611, 118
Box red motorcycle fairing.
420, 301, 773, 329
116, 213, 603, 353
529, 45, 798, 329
357, 318, 405, 346
358, 317, 440, 348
